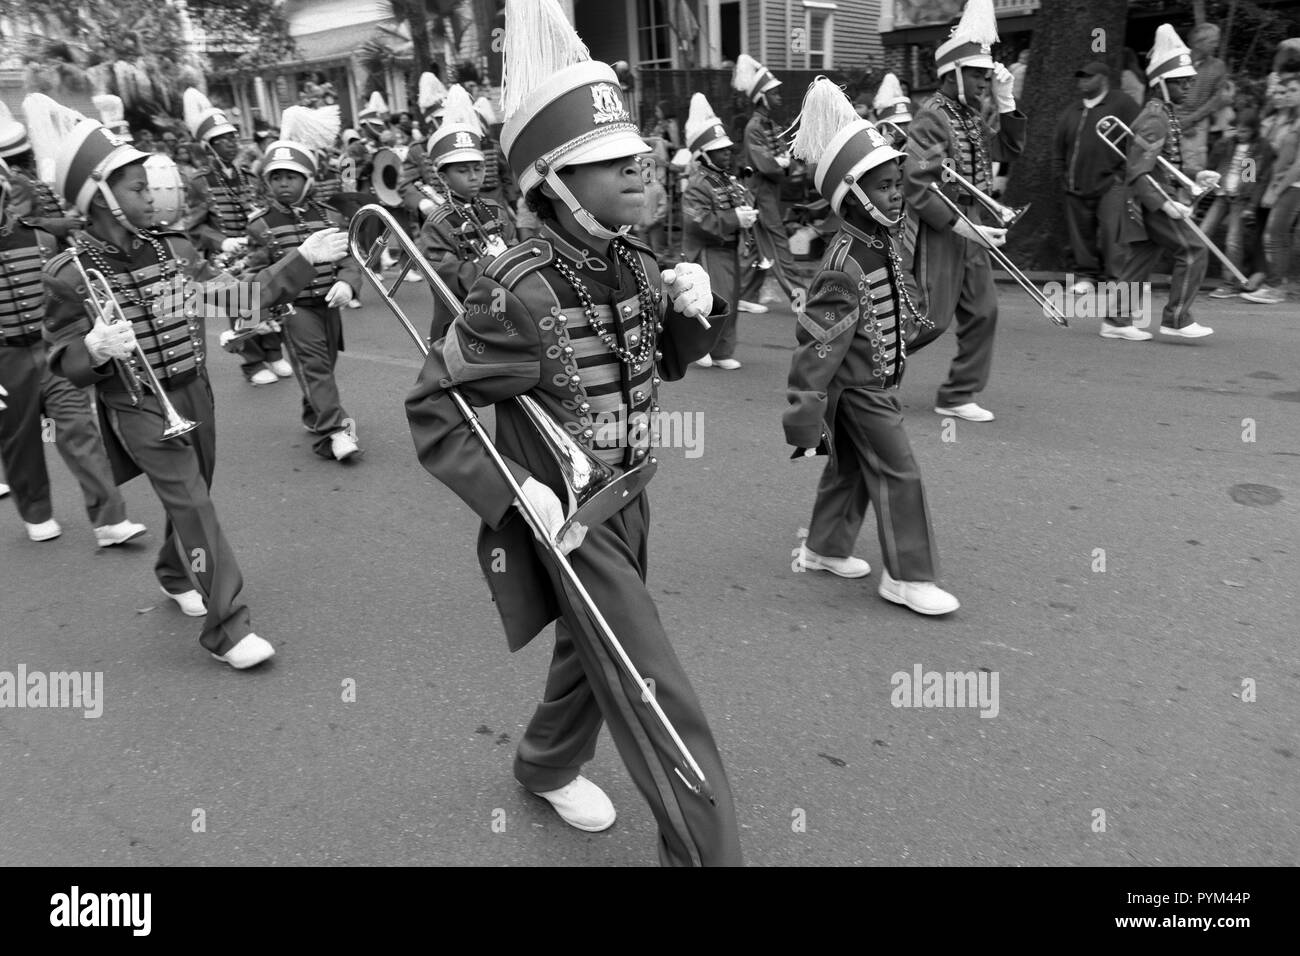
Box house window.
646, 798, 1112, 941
803, 2, 834, 70
637, 0, 674, 69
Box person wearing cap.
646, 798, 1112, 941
415, 87, 516, 343
470, 95, 513, 210
1052, 61, 1139, 304
732, 53, 803, 312
1176, 22, 1230, 176
873, 72, 914, 139
180, 88, 291, 385
0, 158, 147, 548
0, 103, 83, 240
1111, 24, 1218, 338
786, 79, 959, 617
29, 94, 351, 669
357, 91, 390, 149
681, 92, 757, 370
244, 137, 365, 462
406, 0, 741, 866
901, 0, 1026, 423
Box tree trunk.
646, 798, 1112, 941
394, 0, 433, 79
1002, 0, 1129, 270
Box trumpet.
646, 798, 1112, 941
1095, 115, 1206, 198
1094, 116, 1247, 287
925, 183, 1069, 327
67, 245, 198, 440
720, 163, 757, 259
939, 164, 1029, 227
347, 204, 714, 802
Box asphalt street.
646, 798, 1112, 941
1, 278, 1297, 866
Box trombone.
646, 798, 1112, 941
347, 204, 714, 803
926, 183, 1069, 327
1094, 115, 1248, 287
67, 244, 197, 440
939, 164, 1030, 227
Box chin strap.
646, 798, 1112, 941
91, 177, 143, 237
543, 167, 631, 243
955, 70, 968, 108
1157, 78, 1170, 103
846, 181, 901, 228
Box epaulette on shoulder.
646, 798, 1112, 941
247, 206, 269, 223
620, 231, 655, 258
483, 239, 552, 288
428, 202, 455, 225
44, 248, 78, 277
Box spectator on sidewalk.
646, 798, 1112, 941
1177, 22, 1230, 174
1201, 109, 1274, 297
1243, 74, 1300, 304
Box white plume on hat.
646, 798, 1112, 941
279, 104, 341, 151
418, 72, 447, 111
732, 54, 761, 93
0, 100, 29, 156
685, 92, 718, 144
92, 94, 126, 129
23, 93, 82, 172
499, 0, 592, 120
183, 87, 213, 135
792, 79, 858, 164
360, 91, 389, 118
873, 73, 907, 113
440, 85, 479, 128
472, 96, 498, 129
949, 0, 999, 48
1148, 23, 1197, 83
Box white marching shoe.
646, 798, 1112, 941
934, 402, 995, 423
713, 358, 742, 370
268, 359, 294, 378
0, 482, 10, 498
1159, 322, 1214, 338
94, 520, 147, 548
210, 633, 275, 670
798, 544, 871, 578
878, 570, 960, 616
25, 518, 61, 542
248, 368, 279, 386
331, 419, 361, 461
1100, 322, 1152, 341
694, 354, 714, 368
737, 300, 769, 313
161, 586, 207, 617
526, 775, 616, 832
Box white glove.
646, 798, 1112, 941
1162, 200, 1193, 221
419, 198, 437, 218
734, 205, 759, 228
775, 155, 791, 170
0, 382, 8, 412
84, 322, 137, 364
1196, 169, 1222, 192
220, 236, 247, 256
325, 281, 353, 308
952, 217, 1007, 249
992, 62, 1016, 113
661, 263, 713, 322
297, 227, 349, 265
517, 476, 587, 556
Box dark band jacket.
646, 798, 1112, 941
245, 200, 363, 305
0, 221, 60, 345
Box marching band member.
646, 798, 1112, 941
414, 86, 515, 343
681, 92, 756, 370
873, 73, 914, 136
471, 94, 515, 211
356, 91, 390, 149
0, 157, 146, 546
181, 87, 290, 386
406, 0, 741, 866
28, 94, 350, 668
244, 109, 365, 462
786, 79, 959, 616
732, 53, 803, 312
0, 103, 82, 240
1109, 24, 1215, 339
400, 76, 447, 222
901, 0, 1026, 423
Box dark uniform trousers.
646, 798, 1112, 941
696, 247, 740, 359
1114, 211, 1208, 329
513, 493, 742, 867
235, 329, 285, 378
282, 301, 349, 456
0, 341, 125, 526
806, 388, 939, 582
1065, 185, 1129, 282
98, 374, 249, 653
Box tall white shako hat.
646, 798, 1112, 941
873, 73, 913, 126
684, 92, 732, 156
23, 93, 152, 232
264, 105, 335, 201
472, 96, 498, 133
93, 94, 133, 142
418, 72, 448, 122
427, 85, 485, 168
499, 0, 649, 241
183, 87, 237, 144
732, 53, 781, 103
792, 77, 906, 226
1147, 23, 1197, 96
0, 101, 29, 158
357, 91, 389, 133
935, 0, 998, 105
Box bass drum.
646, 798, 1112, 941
144, 154, 186, 228
371, 146, 409, 207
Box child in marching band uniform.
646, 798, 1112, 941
681, 92, 758, 370
785, 79, 960, 616
415, 85, 516, 343
244, 107, 365, 462
406, 0, 741, 865
29, 94, 349, 668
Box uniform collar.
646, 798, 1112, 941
74, 228, 154, 261
541, 221, 619, 288
839, 218, 890, 250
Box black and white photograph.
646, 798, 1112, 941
0, 0, 1295, 907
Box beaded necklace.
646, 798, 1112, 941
938, 93, 992, 190
1157, 99, 1184, 169
429, 170, 507, 253
211, 159, 256, 224
78, 230, 178, 313
550, 239, 662, 368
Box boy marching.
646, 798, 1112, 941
244, 107, 365, 462
405, 0, 742, 865
786, 79, 959, 616
29, 94, 350, 668
680, 92, 758, 370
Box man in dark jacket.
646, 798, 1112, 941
1053, 62, 1140, 292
